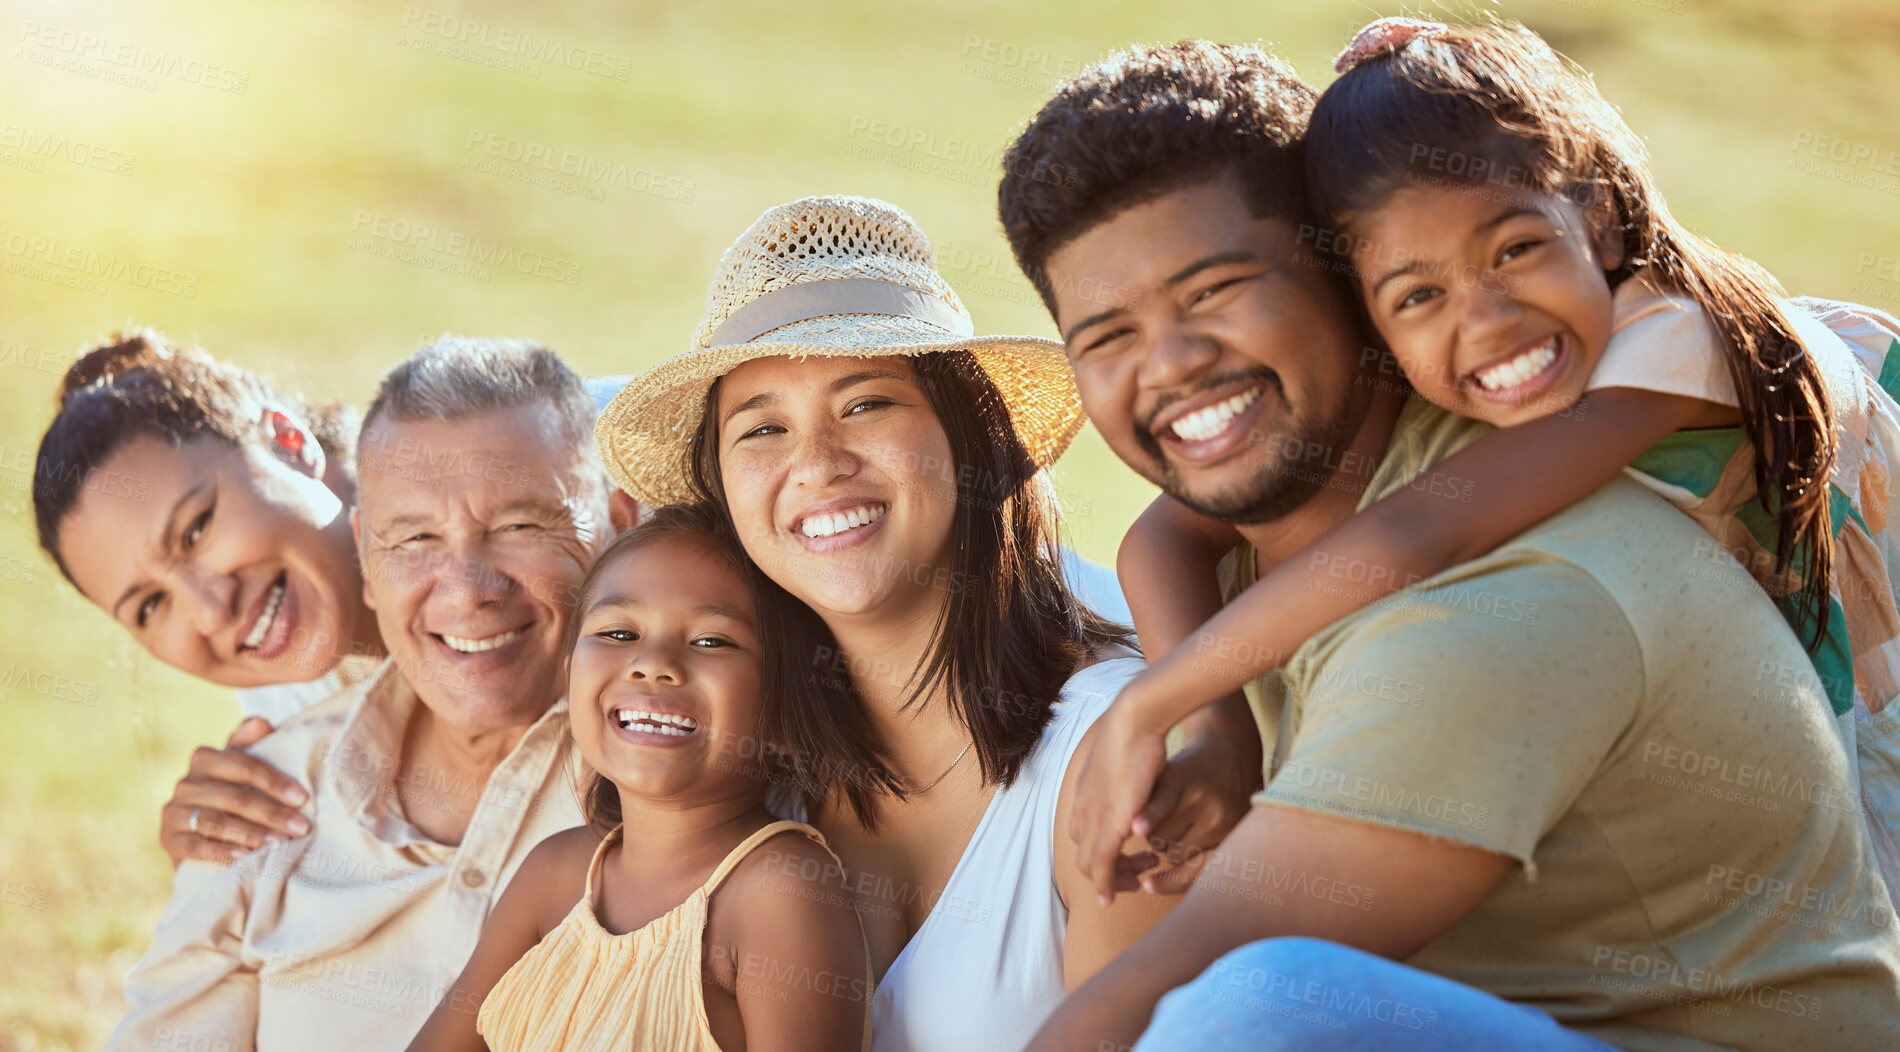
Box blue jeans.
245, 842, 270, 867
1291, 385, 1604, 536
1133, 938, 1620, 1051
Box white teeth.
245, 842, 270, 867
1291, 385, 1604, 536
799, 503, 887, 539
613, 709, 700, 736
1475, 336, 1560, 392
241, 579, 286, 650
438, 628, 522, 653
1169, 387, 1261, 442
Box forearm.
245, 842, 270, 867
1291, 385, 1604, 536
1127, 390, 1704, 728
1118, 495, 1239, 657
1034, 889, 1244, 1051
1130, 508, 1445, 729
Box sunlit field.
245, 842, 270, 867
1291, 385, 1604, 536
3, 0, 1899, 1045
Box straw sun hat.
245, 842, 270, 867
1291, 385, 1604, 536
595, 195, 1083, 507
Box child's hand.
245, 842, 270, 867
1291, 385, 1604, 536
1070, 688, 1171, 907
1126, 728, 1254, 895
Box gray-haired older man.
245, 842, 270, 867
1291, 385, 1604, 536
107, 338, 627, 1051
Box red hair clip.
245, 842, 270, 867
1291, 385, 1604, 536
1334, 16, 1448, 74
270, 410, 305, 457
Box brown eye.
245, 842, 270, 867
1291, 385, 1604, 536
183, 508, 211, 550
136, 592, 163, 628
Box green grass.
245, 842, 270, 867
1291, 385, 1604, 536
3, 0, 1898, 1045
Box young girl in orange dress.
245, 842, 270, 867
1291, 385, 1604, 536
407, 504, 870, 1051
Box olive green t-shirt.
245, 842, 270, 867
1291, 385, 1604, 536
1226, 398, 1900, 1051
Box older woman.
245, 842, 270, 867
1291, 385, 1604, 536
596, 196, 1259, 1048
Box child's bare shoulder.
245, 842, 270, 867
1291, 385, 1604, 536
716, 827, 852, 917
510, 825, 607, 927
522, 824, 606, 872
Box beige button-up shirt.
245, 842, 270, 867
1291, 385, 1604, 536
106, 659, 584, 1052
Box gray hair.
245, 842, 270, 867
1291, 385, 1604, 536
359, 335, 605, 497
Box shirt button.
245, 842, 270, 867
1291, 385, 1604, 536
461, 869, 486, 888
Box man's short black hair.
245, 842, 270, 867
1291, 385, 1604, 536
998, 40, 1319, 313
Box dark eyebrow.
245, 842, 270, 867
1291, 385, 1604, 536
722, 368, 910, 427
1061, 251, 1260, 344
828, 368, 908, 393
722, 390, 775, 428
1476, 205, 1542, 237
1370, 206, 1546, 299
587, 594, 756, 626
113, 483, 205, 620
1371, 260, 1432, 300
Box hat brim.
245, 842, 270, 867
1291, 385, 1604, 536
596, 318, 1081, 508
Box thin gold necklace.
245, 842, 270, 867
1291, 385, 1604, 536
903, 739, 974, 795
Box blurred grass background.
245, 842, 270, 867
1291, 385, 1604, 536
3, 0, 1899, 1046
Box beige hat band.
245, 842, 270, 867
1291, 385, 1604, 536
708, 277, 974, 347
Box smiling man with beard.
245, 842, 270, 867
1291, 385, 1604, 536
999, 41, 1900, 1052
106, 338, 624, 1051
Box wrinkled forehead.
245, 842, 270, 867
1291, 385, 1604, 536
355, 403, 590, 527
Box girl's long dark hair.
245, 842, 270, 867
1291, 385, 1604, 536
34, 328, 358, 586
1308, 20, 1838, 648
690, 350, 1132, 829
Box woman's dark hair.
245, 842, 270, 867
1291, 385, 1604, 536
33, 329, 359, 586
689, 350, 1133, 829
998, 40, 1323, 313
564, 502, 756, 834
1307, 20, 1837, 648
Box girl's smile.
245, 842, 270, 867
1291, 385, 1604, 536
569, 533, 765, 799
1347, 185, 1625, 429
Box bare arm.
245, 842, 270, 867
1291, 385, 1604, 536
1069, 388, 1709, 906
404, 830, 592, 1052
1029, 804, 1515, 1051
1055, 726, 1186, 987
717, 835, 873, 1052
1108, 495, 1265, 890
1117, 492, 1243, 657
1126, 387, 1710, 728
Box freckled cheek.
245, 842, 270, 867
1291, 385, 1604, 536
721, 472, 778, 545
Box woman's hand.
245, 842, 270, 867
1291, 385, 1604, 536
1069, 687, 1172, 907
159, 716, 311, 866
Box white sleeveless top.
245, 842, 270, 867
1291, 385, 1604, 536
868, 654, 1143, 1052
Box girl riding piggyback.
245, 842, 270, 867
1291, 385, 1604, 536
1084, 17, 1900, 902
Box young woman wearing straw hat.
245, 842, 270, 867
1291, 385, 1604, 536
597, 195, 1261, 1049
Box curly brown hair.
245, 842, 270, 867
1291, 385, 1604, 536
33, 328, 357, 585
998, 40, 1323, 313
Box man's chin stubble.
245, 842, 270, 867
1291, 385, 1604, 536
1144, 408, 1361, 527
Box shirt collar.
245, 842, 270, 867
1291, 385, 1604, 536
323, 658, 572, 847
